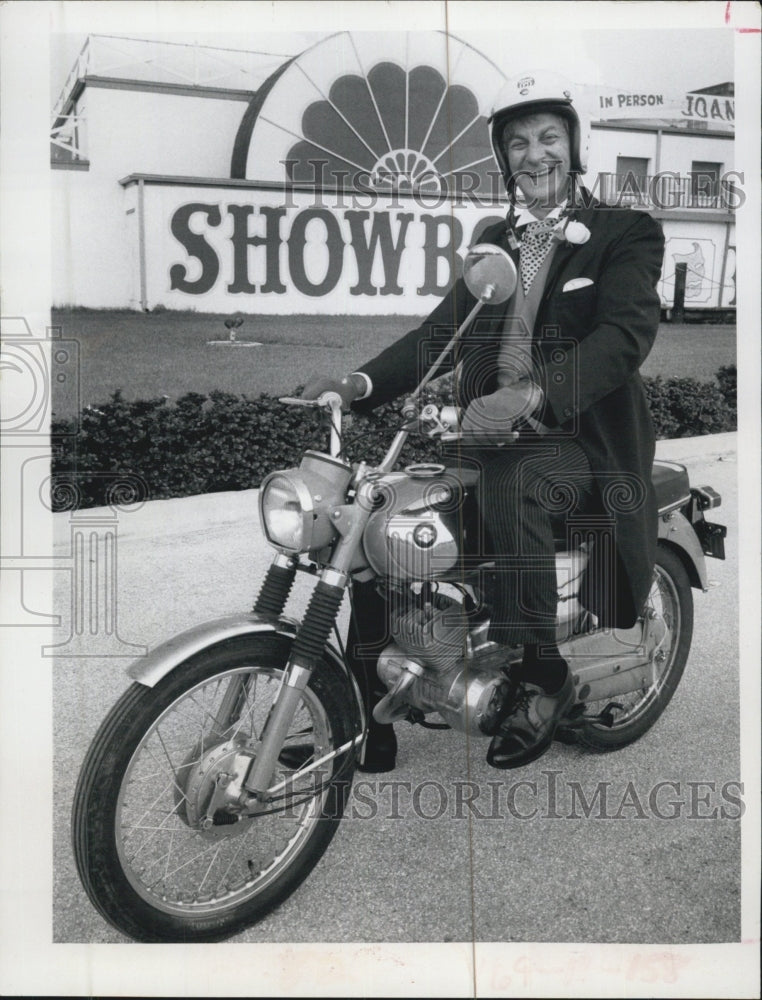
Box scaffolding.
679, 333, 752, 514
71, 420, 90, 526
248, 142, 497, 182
51, 34, 297, 161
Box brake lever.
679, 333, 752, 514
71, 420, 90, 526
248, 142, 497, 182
278, 396, 317, 406
278, 392, 343, 408
439, 430, 520, 444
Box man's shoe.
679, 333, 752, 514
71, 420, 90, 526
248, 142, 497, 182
486, 672, 575, 770
358, 723, 397, 773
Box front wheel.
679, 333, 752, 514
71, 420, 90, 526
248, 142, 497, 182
72, 634, 359, 942
576, 544, 694, 751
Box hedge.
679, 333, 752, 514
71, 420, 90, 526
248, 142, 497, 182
51, 366, 736, 511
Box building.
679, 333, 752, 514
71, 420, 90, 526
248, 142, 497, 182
51, 33, 736, 314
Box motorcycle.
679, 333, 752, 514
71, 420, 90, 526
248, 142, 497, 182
72, 245, 727, 943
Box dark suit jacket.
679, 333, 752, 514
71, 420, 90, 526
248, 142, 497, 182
353, 200, 666, 627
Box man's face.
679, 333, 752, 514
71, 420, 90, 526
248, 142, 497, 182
502, 112, 571, 212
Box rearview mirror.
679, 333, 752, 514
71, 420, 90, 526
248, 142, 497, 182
463, 243, 517, 304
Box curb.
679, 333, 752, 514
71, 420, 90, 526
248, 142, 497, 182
53, 432, 737, 545
655, 430, 736, 463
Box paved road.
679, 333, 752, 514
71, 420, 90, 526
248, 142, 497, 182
53, 434, 741, 946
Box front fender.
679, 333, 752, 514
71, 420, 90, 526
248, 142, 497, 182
126, 612, 358, 706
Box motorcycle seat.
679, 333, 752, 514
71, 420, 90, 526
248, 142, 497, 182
456, 461, 690, 516
652, 460, 690, 514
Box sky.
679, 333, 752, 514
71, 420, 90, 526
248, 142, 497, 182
49, 16, 735, 112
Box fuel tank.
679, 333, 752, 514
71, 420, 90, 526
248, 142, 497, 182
363, 465, 480, 581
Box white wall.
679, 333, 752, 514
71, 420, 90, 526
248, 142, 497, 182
52, 82, 251, 307
51, 169, 133, 308
587, 128, 659, 182
587, 126, 733, 181
659, 132, 734, 174
83, 86, 248, 180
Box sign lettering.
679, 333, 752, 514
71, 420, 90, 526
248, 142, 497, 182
167, 201, 497, 301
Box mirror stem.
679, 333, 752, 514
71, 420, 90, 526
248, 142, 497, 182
407, 296, 486, 403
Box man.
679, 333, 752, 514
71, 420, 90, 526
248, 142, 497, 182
302, 71, 665, 771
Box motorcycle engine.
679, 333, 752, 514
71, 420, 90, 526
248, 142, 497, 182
376, 590, 513, 736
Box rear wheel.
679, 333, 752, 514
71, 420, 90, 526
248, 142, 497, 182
576, 545, 693, 751
72, 634, 358, 942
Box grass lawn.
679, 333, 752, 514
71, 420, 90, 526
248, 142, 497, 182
51, 308, 737, 421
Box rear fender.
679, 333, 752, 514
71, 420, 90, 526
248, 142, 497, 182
126, 613, 363, 717
657, 510, 708, 590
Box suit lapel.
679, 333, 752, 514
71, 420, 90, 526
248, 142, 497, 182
541, 242, 576, 303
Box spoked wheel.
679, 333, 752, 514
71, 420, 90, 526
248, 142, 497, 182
72, 634, 359, 942
576, 545, 693, 751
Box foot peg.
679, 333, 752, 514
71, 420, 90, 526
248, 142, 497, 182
595, 702, 624, 728
559, 700, 624, 731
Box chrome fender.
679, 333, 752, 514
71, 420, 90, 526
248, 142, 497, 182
126, 613, 363, 719
657, 509, 709, 590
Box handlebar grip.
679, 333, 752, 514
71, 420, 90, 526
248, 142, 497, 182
279, 392, 343, 408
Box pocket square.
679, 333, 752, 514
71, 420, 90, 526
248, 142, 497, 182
562, 277, 594, 292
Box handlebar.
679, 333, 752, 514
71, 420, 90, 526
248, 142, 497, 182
278, 395, 519, 455
279, 392, 343, 457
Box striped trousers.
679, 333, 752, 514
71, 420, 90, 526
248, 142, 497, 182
467, 435, 597, 645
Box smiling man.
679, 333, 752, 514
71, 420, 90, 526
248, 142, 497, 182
302, 71, 665, 772
502, 112, 572, 216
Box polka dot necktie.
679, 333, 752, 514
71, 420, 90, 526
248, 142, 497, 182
519, 219, 558, 294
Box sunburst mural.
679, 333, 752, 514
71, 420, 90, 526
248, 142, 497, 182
231, 31, 507, 196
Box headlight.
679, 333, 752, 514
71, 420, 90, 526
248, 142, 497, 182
260, 473, 312, 552
259, 453, 354, 555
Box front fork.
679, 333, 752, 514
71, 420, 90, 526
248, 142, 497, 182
242, 481, 376, 800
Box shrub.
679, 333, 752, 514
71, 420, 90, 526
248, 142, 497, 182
51, 390, 328, 509
715, 364, 737, 415
51, 368, 736, 510
642, 374, 736, 438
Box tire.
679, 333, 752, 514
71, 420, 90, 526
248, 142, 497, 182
576, 544, 693, 752
72, 634, 359, 942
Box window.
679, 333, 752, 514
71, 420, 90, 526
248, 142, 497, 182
615, 156, 649, 204
690, 161, 722, 207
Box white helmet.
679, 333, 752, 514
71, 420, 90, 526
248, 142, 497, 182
489, 71, 590, 187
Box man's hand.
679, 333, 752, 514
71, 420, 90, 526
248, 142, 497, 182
301, 374, 365, 410
460, 383, 543, 445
